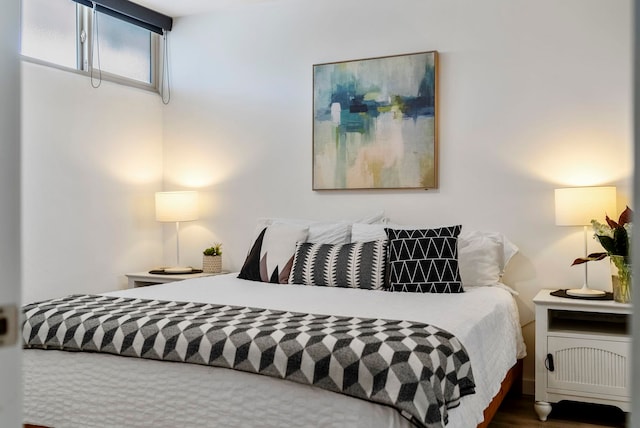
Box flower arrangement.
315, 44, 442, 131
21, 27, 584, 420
571, 206, 632, 266
572, 206, 632, 303
203, 243, 223, 257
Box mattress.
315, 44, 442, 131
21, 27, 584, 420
23, 274, 525, 428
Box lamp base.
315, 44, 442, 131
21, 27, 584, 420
566, 287, 606, 297
164, 266, 194, 274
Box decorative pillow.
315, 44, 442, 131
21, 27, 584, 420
238, 224, 309, 284
386, 226, 463, 293
352, 223, 518, 288
288, 240, 387, 290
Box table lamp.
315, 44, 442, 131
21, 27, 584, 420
155, 191, 199, 273
555, 186, 617, 297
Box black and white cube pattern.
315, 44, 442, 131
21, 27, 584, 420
23, 294, 475, 428
386, 226, 463, 293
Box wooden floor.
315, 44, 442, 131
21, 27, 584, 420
489, 394, 627, 428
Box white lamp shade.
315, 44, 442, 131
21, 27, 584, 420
554, 187, 617, 226
155, 191, 199, 222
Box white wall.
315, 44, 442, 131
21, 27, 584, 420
162, 0, 632, 390
0, 0, 21, 425
21, 62, 164, 303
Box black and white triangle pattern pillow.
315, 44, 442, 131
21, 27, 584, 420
386, 225, 463, 293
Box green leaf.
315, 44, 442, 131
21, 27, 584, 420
595, 235, 616, 254
613, 227, 628, 257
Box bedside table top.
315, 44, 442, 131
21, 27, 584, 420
126, 271, 230, 288
126, 271, 218, 281
533, 289, 632, 313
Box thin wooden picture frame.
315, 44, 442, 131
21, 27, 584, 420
312, 50, 438, 190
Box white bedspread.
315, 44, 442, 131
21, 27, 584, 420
23, 274, 525, 428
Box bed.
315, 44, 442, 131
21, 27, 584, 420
22, 220, 526, 428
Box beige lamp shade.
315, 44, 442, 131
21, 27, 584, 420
554, 187, 617, 226
155, 191, 199, 222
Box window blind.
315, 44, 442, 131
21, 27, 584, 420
71, 0, 172, 34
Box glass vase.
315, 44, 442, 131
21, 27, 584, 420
610, 255, 631, 304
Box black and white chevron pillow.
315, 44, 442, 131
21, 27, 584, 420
386, 225, 463, 293
288, 240, 387, 290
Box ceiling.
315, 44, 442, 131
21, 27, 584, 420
133, 0, 276, 18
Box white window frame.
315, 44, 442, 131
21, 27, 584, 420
21, 1, 162, 93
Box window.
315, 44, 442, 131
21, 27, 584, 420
20, 0, 172, 92
21, 0, 78, 69
95, 11, 152, 83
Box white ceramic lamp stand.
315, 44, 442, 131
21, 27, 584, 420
554, 186, 617, 297
155, 191, 199, 273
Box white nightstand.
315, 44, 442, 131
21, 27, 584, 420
126, 271, 222, 288
533, 289, 631, 421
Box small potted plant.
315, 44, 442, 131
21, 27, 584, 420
202, 243, 223, 273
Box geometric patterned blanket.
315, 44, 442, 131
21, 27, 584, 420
22, 294, 475, 428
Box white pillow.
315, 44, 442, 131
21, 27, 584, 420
255, 212, 387, 245
288, 221, 351, 245
350, 223, 388, 242
353, 210, 388, 224
458, 230, 518, 286
350, 223, 518, 287
351, 222, 431, 241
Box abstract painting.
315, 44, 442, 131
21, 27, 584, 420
313, 51, 438, 190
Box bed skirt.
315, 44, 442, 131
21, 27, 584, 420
23, 359, 522, 428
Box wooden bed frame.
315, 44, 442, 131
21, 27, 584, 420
24, 359, 523, 428
478, 358, 523, 428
